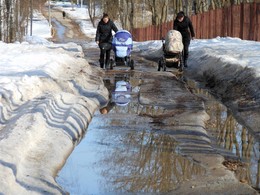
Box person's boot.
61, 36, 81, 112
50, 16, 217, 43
99, 59, 104, 68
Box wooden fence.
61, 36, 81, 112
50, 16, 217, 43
130, 2, 260, 42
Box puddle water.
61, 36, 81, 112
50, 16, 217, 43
51, 18, 66, 41
57, 124, 206, 194
186, 79, 260, 190
56, 73, 260, 193
56, 73, 206, 194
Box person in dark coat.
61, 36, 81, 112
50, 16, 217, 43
95, 13, 118, 68
173, 11, 195, 67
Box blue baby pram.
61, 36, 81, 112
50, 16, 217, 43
110, 30, 134, 70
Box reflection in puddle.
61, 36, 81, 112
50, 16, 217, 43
57, 121, 206, 194
92, 129, 206, 193
56, 73, 206, 194
187, 79, 260, 190
57, 73, 260, 193
112, 80, 132, 106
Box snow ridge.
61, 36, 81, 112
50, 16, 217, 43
0, 42, 108, 194
189, 38, 260, 137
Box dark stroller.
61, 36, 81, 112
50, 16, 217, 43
158, 30, 184, 72
110, 30, 134, 70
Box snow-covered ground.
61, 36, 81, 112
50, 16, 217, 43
0, 2, 259, 194
0, 8, 108, 194
188, 37, 260, 134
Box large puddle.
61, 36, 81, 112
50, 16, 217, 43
56, 73, 260, 194
186, 79, 260, 191
51, 18, 66, 42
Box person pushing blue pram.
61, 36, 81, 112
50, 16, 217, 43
110, 30, 134, 70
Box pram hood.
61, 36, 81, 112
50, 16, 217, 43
164, 30, 183, 53
113, 30, 133, 43
112, 30, 133, 58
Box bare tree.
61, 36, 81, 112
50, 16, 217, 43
4, 0, 16, 42
103, 0, 119, 20
0, 0, 46, 43
118, 0, 134, 30
87, 0, 97, 27
172, 0, 183, 15
147, 0, 169, 25
0, 0, 2, 40
194, 0, 209, 13
208, 0, 256, 9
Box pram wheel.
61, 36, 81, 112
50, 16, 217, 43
126, 57, 134, 70
163, 63, 166, 71
158, 57, 166, 71
178, 52, 184, 72
130, 59, 134, 70
162, 58, 166, 71
158, 59, 161, 71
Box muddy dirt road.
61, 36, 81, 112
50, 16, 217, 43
49, 8, 259, 195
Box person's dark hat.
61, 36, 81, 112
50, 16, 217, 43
177, 11, 184, 19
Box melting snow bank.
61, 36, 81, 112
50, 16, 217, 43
0, 41, 108, 194
188, 37, 260, 139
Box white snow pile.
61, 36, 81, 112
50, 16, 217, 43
0, 41, 108, 194
189, 37, 260, 75
188, 37, 260, 135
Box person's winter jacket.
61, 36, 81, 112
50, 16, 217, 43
95, 19, 118, 44
173, 16, 195, 41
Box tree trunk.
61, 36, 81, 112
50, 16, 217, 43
119, 0, 133, 30
104, 0, 119, 20
0, 0, 2, 41
148, 0, 169, 25
173, 0, 183, 15
87, 0, 96, 28
0, 0, 46, 42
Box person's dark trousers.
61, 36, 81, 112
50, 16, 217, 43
99, 49, 111, 68
183, 38, 191, 67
